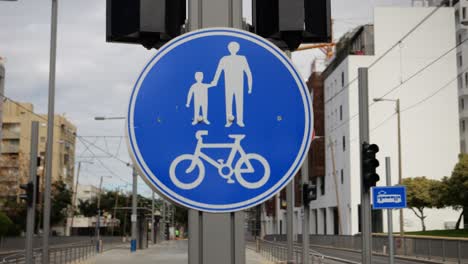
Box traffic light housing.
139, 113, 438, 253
106, 0, 186, 49
362, 142, 380, 192
302, 183, 317, 205
19, 182, 34, 207
252, 0, 332, 50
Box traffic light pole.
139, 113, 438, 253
358, 68, 373, 264
25, 122, 39, 264
187, 1, 244, 263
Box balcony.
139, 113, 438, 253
2, 130, 20, 139
1, 144, 19, 154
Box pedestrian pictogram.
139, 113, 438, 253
127, 28, 313, 212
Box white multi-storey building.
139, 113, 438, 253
316, 6, 461, 235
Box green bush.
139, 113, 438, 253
0, 212, 14, 237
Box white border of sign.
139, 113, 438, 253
127, 28, 314, 213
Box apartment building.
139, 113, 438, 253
318, 7, 460, 235
0, 101, 76, 202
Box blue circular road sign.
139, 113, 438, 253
127, 28, 313, 212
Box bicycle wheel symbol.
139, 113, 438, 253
169, 154, 205, 190
234, 153, 270, 189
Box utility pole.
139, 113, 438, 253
386, 157, 395, 264
69, 161, 93, 236
151, 191, 155, 243
359, 68, 373, 264
329, 139, 343, 234
25, 122, 39, 264
301, 154, 310, 264
0, 59, 4, 157
96, 176, 105, 252
42, 0, 58, 262
112, 187, 120, 236
396, 99, 404, 242
131, 166, 138, 252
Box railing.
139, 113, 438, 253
1, 242, 95, 264
264, 234, 468, 263
255, 239, 357, 264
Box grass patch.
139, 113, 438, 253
404, 229, 468, 238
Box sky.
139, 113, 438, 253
0, 0, 413, 198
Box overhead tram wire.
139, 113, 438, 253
325, 1, 449, 105
347, 65, 466, 143
77, 136, 132, 185
327, 35, 468, 135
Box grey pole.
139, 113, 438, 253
96, 176, 104, 251
301, 155, 310, 264
284, 50, 294, 264
152, 191, 155, 243
187, 1, 245, 263
396, 99, 404, 242
386, 157, 395, 264
25, 122, 39, 264
42, 0, 58, 262
131, 166, 138, 252
0, 60, 4, 157
358, 68, 373, 264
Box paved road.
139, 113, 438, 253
92, 240, 273, 264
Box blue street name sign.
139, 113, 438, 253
372, 186, 407, 210
127, 28, 313, 213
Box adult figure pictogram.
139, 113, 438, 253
211, 42, 253, 127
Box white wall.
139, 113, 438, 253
322, 7, 461, 235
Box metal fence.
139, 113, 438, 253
264, 234, 468, 263
255, 239, 357, 264
1, 242, 95, 264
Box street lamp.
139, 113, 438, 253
94, 115, 138, 253
372, 97, 404, 239
94, 116, 125, 120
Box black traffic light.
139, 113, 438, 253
362, 142, 380, 192
252, 0, 331, 50
302, 183, 317, 205
106, 0, 186, 50
20, 182, 34, 207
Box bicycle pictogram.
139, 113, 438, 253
169, 130, 270, 190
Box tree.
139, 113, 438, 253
51, 180, 72, 226
434, 154, 468, 230
402, 176, 439, 231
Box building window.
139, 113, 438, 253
459, 34, 463, 45
342, 136, 346, 151
40, 137, 46, 143
463, 7, 467, 20
340, 169, 344, 184
463, 120, 466, 132
341, 72, 345, 88
465, 72, 468, 88
320, 176, 325, 195
459, 53, 463, 67
462, 98, 465, 110
459, 76, 464, 89
339, 105, 343, 121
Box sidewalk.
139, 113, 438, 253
87, 240, 273, 264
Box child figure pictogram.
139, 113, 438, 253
186, 72, 215, 125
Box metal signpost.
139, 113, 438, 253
372, 165, 407, 264
358, 68, 373, 264
126, 18, 313, 264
